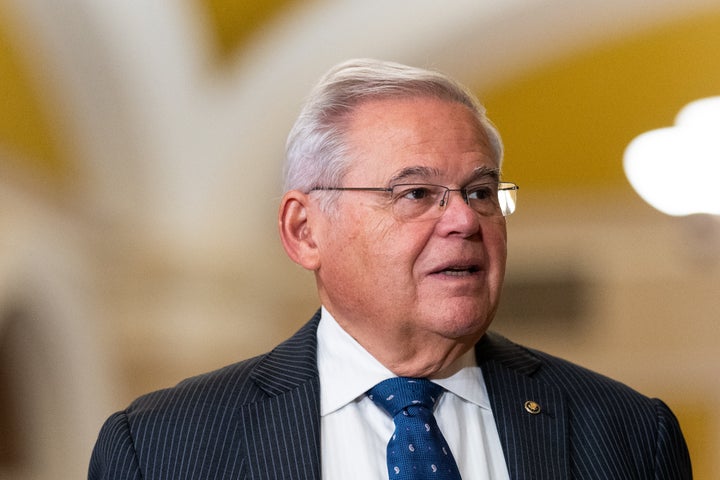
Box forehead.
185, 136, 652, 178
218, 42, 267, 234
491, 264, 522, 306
342, 96, 498, 184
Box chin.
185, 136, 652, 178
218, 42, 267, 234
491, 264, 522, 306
429, 306, 492, 339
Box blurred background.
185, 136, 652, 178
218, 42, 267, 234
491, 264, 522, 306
1, 0, 718, 478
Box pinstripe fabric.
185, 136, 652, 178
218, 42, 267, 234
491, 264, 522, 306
476, 333, 692, 479
89, 315, 321, 480
89, 312, 691, 479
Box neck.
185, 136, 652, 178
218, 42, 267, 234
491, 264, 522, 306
337, 319, 479, 378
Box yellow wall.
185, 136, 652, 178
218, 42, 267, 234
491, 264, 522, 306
484, 8, 720, 191
0, 9, 66, 179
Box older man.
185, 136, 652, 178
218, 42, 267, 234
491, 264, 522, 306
89, 59, 691, 479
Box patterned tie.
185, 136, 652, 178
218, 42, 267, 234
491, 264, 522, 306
367, 377, 462, 479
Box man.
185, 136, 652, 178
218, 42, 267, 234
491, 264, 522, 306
89, 59, 692, 479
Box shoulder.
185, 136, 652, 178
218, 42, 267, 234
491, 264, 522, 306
89, 357, 265, 479
127, 353, 266, 419
479, 330, 652, 401
477, 331, 692, 477
125, 311, 322, 421
477, 330, 677, 433
477, 333, 680, 436
89, 314, 323, 478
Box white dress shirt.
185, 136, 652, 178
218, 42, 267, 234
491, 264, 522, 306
317, 307, 510, 479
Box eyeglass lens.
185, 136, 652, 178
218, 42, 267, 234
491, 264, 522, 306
389, 183, 517, 220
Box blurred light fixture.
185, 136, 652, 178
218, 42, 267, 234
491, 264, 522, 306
624, 96, 720, 216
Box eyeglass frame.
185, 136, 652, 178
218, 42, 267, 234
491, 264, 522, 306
310, 181, 519, 219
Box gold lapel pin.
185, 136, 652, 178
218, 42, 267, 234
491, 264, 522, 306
524, 400, 541, 414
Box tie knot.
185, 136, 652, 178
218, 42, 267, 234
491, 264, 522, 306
367, 377, 444, 417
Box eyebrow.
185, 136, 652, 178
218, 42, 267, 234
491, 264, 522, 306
388, 166, 441, 184
468, 166, 501, 183
387, 165, 501, 185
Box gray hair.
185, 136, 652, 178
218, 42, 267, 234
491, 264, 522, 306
283, 58, 504, 207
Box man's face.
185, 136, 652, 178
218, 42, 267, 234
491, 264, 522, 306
311, 96, 507, 364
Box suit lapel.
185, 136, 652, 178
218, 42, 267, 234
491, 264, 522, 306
477, 332, 570, 480
240, 313, 323, 480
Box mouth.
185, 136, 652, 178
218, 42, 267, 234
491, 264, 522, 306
433, 264, 481, 277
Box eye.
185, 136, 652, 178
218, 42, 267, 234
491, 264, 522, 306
466, 184, 497, 201
394, 185, 435, 201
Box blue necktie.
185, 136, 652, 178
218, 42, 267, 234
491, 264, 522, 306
368, 377, 462, 479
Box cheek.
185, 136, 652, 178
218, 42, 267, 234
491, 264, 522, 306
490, 229, 507, 261
487, 226, 508, 283
325, 213, 395, 278
378, 223, 433, 268
484, 218, 507, 251
355, 223, 431, 298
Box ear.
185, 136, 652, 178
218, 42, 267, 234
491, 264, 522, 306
278, 190, 321, 270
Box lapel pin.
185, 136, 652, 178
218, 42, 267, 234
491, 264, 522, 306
524, 400, 541, 415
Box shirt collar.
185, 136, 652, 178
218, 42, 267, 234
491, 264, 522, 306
316, 307, 491, 416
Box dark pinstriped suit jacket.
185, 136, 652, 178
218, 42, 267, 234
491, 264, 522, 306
89, 311, 692, 479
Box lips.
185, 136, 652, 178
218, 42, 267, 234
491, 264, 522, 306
431, 263, 482, 276
440, 266, 480, 276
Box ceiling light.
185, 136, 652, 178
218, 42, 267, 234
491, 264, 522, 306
623, 96, 720, 216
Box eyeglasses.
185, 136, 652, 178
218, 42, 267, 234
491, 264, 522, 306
311, 182, 519, 221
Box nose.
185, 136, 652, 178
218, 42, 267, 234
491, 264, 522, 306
435, 189, 481, 237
